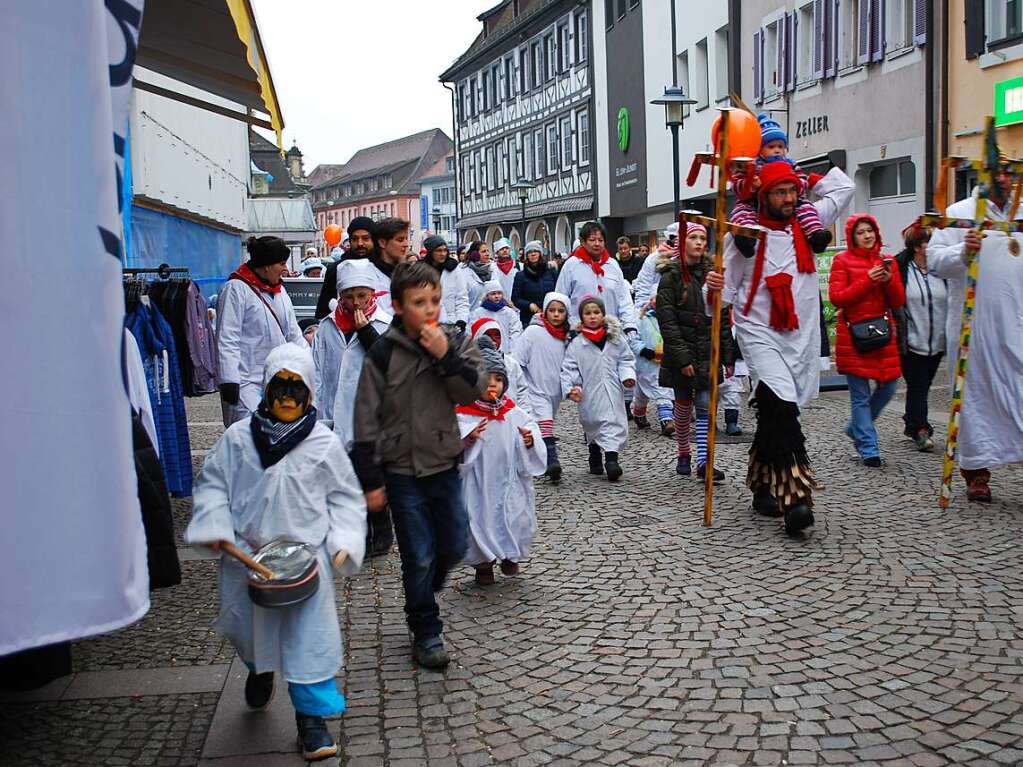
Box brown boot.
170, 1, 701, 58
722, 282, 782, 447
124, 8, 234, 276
474, 563, 496, 585
962, 468, 992, 503
499, 559, 519, 576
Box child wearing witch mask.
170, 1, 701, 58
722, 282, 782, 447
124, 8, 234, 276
469, 317, 531, 416
457, 344, 547, 585
515, 292, 571, 481
186, 343, 367, 762
561, 295, 636, 481
470, 278, 523, 347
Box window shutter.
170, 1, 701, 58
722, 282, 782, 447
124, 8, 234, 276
913, 0, 927, 44
826, 0, 839, 77
754, 29, 763, 102
964, 0, 985, 58
777, 19, 786, 92
789, 11, 799, 89
858, 0, 871, 64
813, 0, 826, 79
871, 0, 885, 62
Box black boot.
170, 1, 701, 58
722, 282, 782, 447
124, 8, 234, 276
604, 451, 622, 482
543, 436, 562, 482
807, 229, 833, 253
295, 713, 338, 761
735, 235, 757, 258
244, 670, 274, 710
588, 443, 604, 475
752, 486, 782, 517
725, 409, 743, 436
784, 504, 815, 536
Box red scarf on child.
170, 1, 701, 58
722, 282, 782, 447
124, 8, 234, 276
580, 325, 607, 344
457, 396, 516, 421
230, 262, 282, 295
496, 255, 515, 275
543, 317, 567, 341
333, 291, 381, 334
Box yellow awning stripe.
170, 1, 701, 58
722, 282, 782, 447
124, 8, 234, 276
225, 0, 284, 149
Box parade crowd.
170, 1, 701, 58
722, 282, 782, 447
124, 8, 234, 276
187, 115, 1023, 760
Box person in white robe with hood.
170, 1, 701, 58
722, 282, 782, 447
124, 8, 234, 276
217, 236, 306, 426
927, 167, 1023, 502
491, 236, 520, 296
469, 316, 530, 416
458, 343, 546, 585
561, 295, 636, 482
515, 292, 571, 481
186, 343, 366, 761
421, 235, 469, 329
470, 278, 523, 346
310, 258, 392, 430
556, 221, 638, 329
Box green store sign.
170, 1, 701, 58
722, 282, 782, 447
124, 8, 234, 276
995, 75, 1023, 128
617, 107, 630, 153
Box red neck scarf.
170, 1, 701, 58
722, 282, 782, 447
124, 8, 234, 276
572, 246, 610, 279
496, 256, 515, 275
457, 396, 516, 421
333, 292, 381, 334
230, 262, 282, 294
580, 324, 607, 344
742, 212, 815, 322
543, 316, 567, 341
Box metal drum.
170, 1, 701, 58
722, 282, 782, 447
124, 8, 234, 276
246, 539, 320, 608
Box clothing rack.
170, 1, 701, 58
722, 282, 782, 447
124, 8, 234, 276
124, 263, 189, 280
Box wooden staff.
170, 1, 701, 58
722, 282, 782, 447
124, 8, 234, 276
220, 541, 275, 580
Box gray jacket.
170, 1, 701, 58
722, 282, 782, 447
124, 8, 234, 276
351, 321, 484, 491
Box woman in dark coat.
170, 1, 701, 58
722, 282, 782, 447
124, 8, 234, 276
512, 240, 558, 327
656, 222, 734, 481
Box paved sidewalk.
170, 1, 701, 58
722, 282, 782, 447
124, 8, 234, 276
2, 384, 1021, 766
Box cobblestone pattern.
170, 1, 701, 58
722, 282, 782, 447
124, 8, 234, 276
0, 692, 218, 766
73, 560, 231, 672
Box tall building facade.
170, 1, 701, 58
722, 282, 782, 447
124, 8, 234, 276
441, 0, 595, 256
417, 153, 458, 246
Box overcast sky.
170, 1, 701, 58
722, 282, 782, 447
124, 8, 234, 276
251, 0, 493, 172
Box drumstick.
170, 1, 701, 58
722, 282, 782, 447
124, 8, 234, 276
220, 541, 275, 580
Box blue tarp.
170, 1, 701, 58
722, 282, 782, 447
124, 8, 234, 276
128, 204, 240, 299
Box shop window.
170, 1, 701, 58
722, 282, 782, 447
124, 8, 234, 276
869, 159, 916, 199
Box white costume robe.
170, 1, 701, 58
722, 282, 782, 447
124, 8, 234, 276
627, 309, 674, 410
560, 321, 637, 452
310, 311, 392, 435
461, 266, 491, 310
631, 250, 666, 312
514, 320, 569, 422
471, 317, 531, 417
471, 304, 523, 347
493, 262, 519, 297
458, 405, 546, 564
927, 195, 1023, 470
439, 266, 469, 327
719, 168, 854, 406
216, 279, 305, 420
555, 255, 638, 329
185, 421, 367, 683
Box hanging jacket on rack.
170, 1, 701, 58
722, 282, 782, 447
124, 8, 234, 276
148, 279, 218, 396
125, 300, 193, 497
132, 410, 181, 589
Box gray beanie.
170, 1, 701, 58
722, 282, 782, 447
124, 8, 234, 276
476, 335, 508, 385
524, 240, 544, 255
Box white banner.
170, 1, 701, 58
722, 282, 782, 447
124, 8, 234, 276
0, 0, 149, 655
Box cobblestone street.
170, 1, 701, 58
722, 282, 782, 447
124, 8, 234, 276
2, 383, 1022, 766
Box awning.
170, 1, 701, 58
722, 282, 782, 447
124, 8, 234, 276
247, 196, 316, 238
134, 0, 284, 146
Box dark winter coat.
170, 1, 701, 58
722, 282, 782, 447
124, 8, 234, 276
617, 253, 644, 283
828, 214, 906, 382
511, 262, 558, 326
133, 411, 181, 590
656, 255, 734, 392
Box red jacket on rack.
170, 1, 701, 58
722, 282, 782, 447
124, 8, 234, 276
828, 213, 906, 382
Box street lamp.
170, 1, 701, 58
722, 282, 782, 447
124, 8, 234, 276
650, 0, 697, 220
651, 86, 697, 220
512, 181, 533, 253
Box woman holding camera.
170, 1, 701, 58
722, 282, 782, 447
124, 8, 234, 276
829, 214, 906, 467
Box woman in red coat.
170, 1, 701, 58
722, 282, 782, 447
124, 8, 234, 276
828, 214, 906, 467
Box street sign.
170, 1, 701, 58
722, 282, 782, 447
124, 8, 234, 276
995, 75, 1023, 127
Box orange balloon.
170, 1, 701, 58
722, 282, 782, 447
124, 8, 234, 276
324, 224, 342, 247
711, 110, 762, 162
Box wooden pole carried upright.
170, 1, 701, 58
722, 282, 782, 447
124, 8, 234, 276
703, 108, 731, 527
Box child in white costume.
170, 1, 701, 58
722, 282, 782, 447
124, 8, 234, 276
470, 279, 523, 347
561, 295, 636, 482
458, 344, 546, 585
514, 292, 571, 481
310, 258, 391, 432
627, 298, 676, 436
469, 316, 530, 416
186, 343, 367, 762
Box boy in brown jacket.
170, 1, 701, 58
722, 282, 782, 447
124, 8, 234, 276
351, 261, 484, 670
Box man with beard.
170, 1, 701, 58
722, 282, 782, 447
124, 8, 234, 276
315, 217, 376, 319
706, 161, 853, 536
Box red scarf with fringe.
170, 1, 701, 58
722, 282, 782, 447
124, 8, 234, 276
742, 213, 815, 329
457, 397, 516, 421
230, 263, 281, 295
333, 292, 381, 334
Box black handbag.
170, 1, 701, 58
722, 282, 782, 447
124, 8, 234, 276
844, 312, 892, 353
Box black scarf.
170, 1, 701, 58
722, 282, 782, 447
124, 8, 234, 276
524, 259, 548, 278
427, 256, 458, 274
370, 252, 396, 279
250, 402, 318, 468
468, 260, 492, 281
